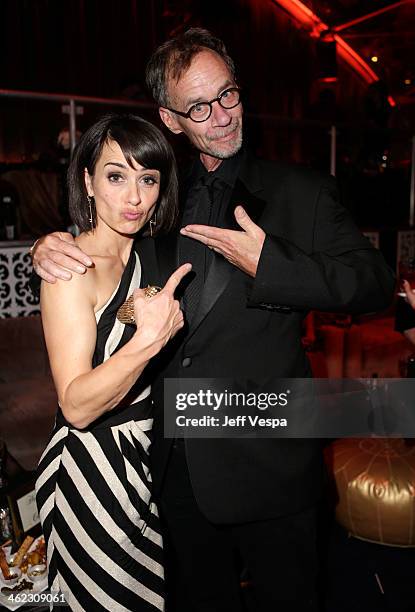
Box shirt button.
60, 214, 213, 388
182, 357, 192, 368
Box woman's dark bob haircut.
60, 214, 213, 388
68, 113, 178, 235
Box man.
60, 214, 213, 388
33, 28, 394, 611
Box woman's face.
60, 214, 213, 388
84, 139, 160, 235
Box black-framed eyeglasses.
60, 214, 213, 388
166, 87, 241, 123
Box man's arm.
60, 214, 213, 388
249, 176, 395, 314
181, 176, 395, 314
31, 232, 94, 283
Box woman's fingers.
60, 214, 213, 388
163, 263, 192, 295
132, 288, 184, 343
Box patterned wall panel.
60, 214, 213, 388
397, 230, 415, 270
0, 242, 39, 317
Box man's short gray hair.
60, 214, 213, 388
145, 28, 237, 108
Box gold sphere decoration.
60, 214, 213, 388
327, 438, 415, 547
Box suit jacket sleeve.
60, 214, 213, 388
249, 176, 395, 314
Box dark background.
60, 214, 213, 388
0, 0, 414, 237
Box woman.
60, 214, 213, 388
35, 114, 191, 611
396, 280, 415, 346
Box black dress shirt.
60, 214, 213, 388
179, 149, 243, 322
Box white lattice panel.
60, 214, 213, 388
0, 242, 40, 317
397, 230, 415, 270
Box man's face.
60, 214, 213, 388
159, 50, 243, 166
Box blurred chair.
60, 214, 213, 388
0, 315, 56, 470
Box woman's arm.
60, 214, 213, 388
402, 280, 415, 310
41, 264, 190, 429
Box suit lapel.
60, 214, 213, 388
187, 156, 267, 339
151, 152, 268, 340
154, 230, 180, 286
155, 163, 196, 285
133, 236, 159, 288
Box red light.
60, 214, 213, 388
270, 0, 396, 107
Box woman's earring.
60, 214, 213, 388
149, 213, 157, 238
87, 195, 94, 230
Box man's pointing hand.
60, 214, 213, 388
180, 205, 265, 277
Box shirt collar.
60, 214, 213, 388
190, 146, 244, 188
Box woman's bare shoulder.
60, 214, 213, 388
40, 258, 98, 309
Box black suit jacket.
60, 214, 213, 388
136, 151, 394, 525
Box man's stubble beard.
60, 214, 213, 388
205, 120, 243, 160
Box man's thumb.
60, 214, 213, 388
234, 205, 253, 231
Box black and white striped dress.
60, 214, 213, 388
35, 249, 164, 611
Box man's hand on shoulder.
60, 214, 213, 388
180, 205, 265, 277
31, 231, 94, 283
